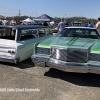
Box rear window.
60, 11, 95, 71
0, 27, 16, 40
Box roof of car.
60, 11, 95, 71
65, 26, 96, 29
0, 25, 49, 29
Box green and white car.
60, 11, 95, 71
31, 27, 100, 74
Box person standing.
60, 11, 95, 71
87, 22, 93, 28
66, 22, 70, 27
43, 21, 48, 26
2, 17, 9, 25
57, 18, 66, 33
94, 17, 100, 33
10, 17, 16, 25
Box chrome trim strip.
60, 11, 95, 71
0, 46, 16, 49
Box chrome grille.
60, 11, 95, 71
51, 48, 67, 61
67, 50, 87, 62
36, 47, 50, 55
51, 48, 88, 63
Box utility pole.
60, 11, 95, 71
18, 9, 21, 21
36, 12, 37, 17
32, 12, 33, 18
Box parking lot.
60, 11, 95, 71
0, 59, 100, 100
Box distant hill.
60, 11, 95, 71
0, 15, 4, 19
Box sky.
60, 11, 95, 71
0, 0, 100, 19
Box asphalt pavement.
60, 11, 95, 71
0, 59, 100, 100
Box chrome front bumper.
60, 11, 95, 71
31, 56, 49, 67
31, 56, 100, 74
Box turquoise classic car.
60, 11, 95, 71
31, 27, 100, 74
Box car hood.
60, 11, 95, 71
38, 36, 98, 50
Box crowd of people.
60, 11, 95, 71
0, 16, 100, 34
0, 17, 17, 25
0, 17, 50, 26
56, 17, 100, 34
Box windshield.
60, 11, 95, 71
59, 28, 99, 39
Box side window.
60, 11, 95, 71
86, 30, 99, 39
45, 28, 52, 36
38, 29, 46, 37
90, 31, 97, 35
20, 29, 38, 41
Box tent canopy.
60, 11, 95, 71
23, 18, 34, 22
34, 14, 54, 21
22, 18, 36, 24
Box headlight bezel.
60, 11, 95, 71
89, 53, 100, 62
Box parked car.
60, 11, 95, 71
0, 25, 52, 64
51, 28, 58, 34
31, 27, 100, 74
71, 22, 82, 26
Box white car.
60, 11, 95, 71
0, 25, 52, 64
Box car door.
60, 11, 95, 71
16, 28, 52, 62
16, 29, 39, 62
